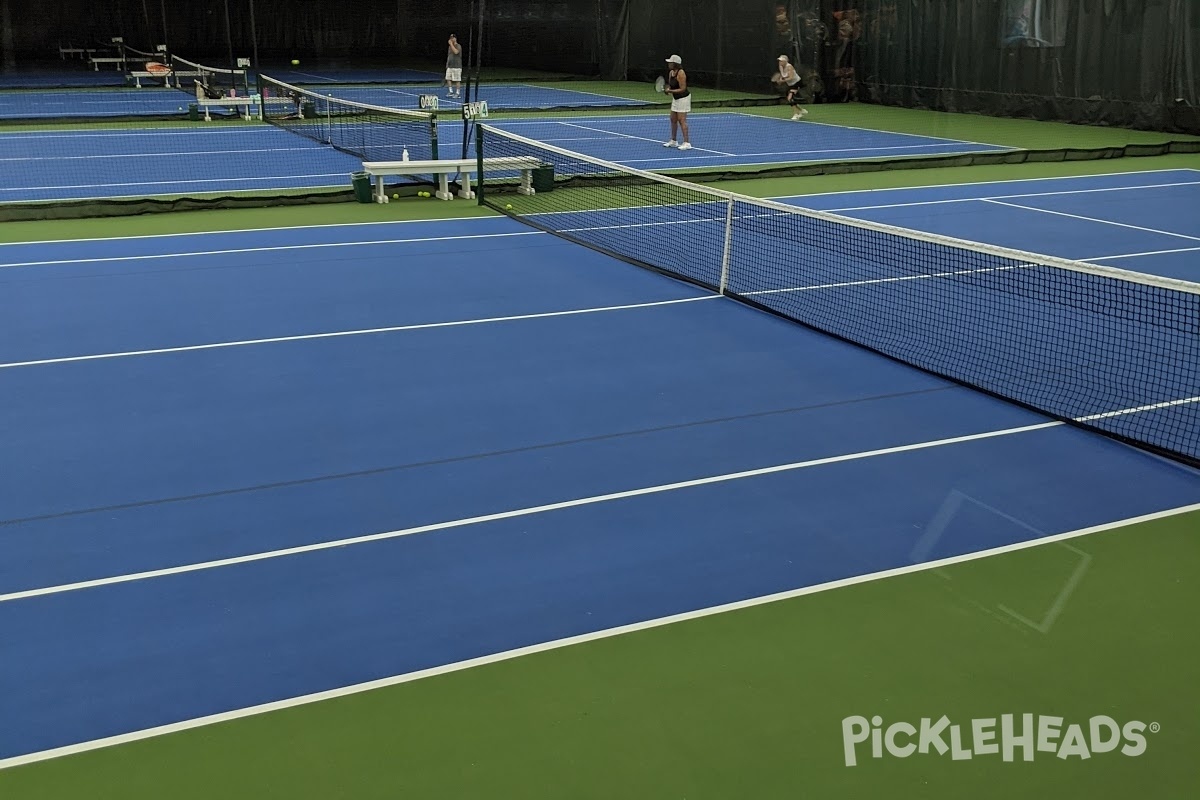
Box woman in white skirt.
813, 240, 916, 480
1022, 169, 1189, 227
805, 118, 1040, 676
663, 55, 692, 150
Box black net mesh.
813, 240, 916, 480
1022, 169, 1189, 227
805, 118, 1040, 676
259, 73, 439, 162
476, 124, 1200, 467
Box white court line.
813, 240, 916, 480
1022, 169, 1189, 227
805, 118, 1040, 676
658, 149, 1015, 174
1084, 245, 1200, 262
0, 182, 349, 207
0, 127, 285, 140
744, 265, 1025, 296
0, 215, 514, 248
0, 146, 320, 163
0, 230, 544, 270
726, 110, 1011, 150
0, 296, 714, 371
1078, 395, 1200, 422
3, 498, 1196, 771
614, 143, 1002, 167
780, 168, 1198, 200
983, 199, 1200, 243
824, 180, 1200, 212
287, 70, 340, 82
556, 121, 735, 157
510, 82, 647, 102
0, 421, 1063, 605
0, 173, 349, 194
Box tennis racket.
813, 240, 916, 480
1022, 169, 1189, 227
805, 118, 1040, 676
655, 75, 667, 93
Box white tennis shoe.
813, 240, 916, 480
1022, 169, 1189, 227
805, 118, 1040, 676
678, 142, 692, 150
664, 140, 678, 148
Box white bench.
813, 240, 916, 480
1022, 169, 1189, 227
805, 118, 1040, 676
361, 157, 544, 203
59, 47, 96, 59
88, 56, 128, 70
194, 94, 292, 121
128, 71, 169, 88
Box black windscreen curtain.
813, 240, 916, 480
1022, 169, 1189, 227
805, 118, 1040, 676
627, 0, 776, 89
852, 0, 1197, 130
7, 0, 1195, 131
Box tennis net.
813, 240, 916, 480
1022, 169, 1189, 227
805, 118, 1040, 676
475, 125, 1200, 467
259, 73, 439, 162
169, 54, 251, 96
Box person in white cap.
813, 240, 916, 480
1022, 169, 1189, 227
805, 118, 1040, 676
663, 55, 692, 150
776, 54, 807, 120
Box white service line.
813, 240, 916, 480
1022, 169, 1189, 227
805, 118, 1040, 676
557, 121, 735, 157
0, 420, 1063, 606
0, 296, 715, 371
982, 199, 1200, 243
823, 180, 1200, 212
0, 230, 544, 270
1083, 245, 1200, 262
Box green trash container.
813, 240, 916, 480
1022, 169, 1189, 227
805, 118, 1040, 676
301, 100, 317, 119
532, 164, 555, 193
188, 103, 199, 121
351, 171, 373, 204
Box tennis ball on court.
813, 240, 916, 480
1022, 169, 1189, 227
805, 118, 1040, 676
291, 59, 300, 66
505, 204, 513, 210
392, 193, 399, 199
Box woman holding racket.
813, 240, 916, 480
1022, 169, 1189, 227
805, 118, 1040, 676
659, 55, 692, 150
775, 55, 808, 120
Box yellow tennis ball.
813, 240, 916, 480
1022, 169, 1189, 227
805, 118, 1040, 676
392, 193, 399, 199
505, 204, 513, 210
291, 59, 300, 66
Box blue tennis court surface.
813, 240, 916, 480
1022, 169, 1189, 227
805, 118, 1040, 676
267, 66, 445, 85
0, 113, 1009, 204
0, 70, 128, 90
0, 88, 239, 120
0, 83, 648, 121
1, 174, 1199, 761
0, 127, 361, 203
479, 112, 1012, 169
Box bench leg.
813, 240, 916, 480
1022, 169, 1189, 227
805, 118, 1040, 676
375, 176, 387, 204
435, 174, 453, 201
517, 169, 536, 196
457, 171, 475, 201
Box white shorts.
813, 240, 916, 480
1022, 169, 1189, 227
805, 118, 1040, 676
445, 68, 462, 82
670, 95, 691, 113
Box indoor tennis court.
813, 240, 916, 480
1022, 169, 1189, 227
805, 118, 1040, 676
0, 2, 1198, 798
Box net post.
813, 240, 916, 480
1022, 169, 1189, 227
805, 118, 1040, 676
429, 112, 439, 160
719, 197, 734, 295
475, 124, 485, 206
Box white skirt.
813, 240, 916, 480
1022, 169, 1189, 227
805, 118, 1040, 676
670, 95, 691, 113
